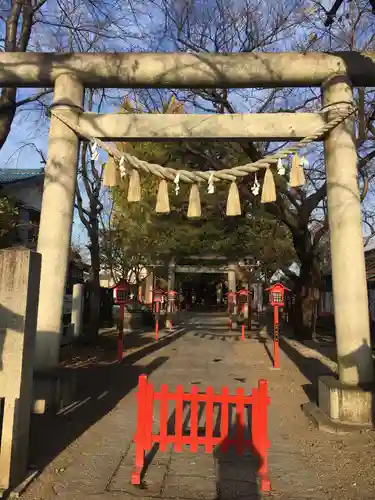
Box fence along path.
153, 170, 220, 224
132, 374, 271, 492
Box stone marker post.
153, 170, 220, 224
0, 248, 41, 492
72, 283, 84, 337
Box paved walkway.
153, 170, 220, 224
23, 313, 375, 500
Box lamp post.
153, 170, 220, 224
238, 289, 249, 340
152, 287, 164, 340
113, 279, 130, 362
266, 282, 289, 369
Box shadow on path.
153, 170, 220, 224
215, 415, 261, 500
258, 314, 335, 402
253, 331, 274, 365
29, 324, 190, 471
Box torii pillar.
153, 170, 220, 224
35, 74, 83, 370
304, 75, 374, 429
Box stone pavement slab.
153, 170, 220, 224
19, 313, 375, 500
163, 473, 217, 499
168, 453, 216, 478
110, 463, 168, 497
52, 451, 123, 495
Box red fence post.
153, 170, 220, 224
175, 385, 184, 452
205, 386, 215, 454
235, 387, 245, 455
144, 380, 154, 452
220, 387, 230, 454
132, 375, 149, 485
159, 384, 169, 452
251, 379, 271, 492
190, 385, 200, 453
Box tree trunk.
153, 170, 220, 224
87, 225, 101, 338
293, 249, 321, 340
0, 88, 16, 149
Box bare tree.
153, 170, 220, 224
99, 192, 152, 290
0, 0, 147, 153
0, 1, 49, 149
74, 91, 105, 337
0, 0, 149, 337
149, 0, 375, 338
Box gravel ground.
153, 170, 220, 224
236, 321, 375, 500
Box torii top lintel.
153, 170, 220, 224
1, 51, 375, 88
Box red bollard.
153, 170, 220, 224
117, 304, 124, 362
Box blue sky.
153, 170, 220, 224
1, 0, 375, 256
0, 0, 160, 247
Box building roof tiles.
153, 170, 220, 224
0, 168, 44, 185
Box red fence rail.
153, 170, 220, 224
131, 375, 271, 492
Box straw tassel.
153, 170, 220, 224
103, 156, 118, 187
127, 169, 141, 202
289, 153, 306, 187
261, 168, 276, 203
155, 179, 170, 213
187, 184, 201, 218
297, 157, 306, 186
226, 182, 241, 216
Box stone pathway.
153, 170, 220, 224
22, 313, 375, 500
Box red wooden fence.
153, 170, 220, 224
131, 375, 271, 492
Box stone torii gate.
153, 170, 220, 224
0, 52, 374, 429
